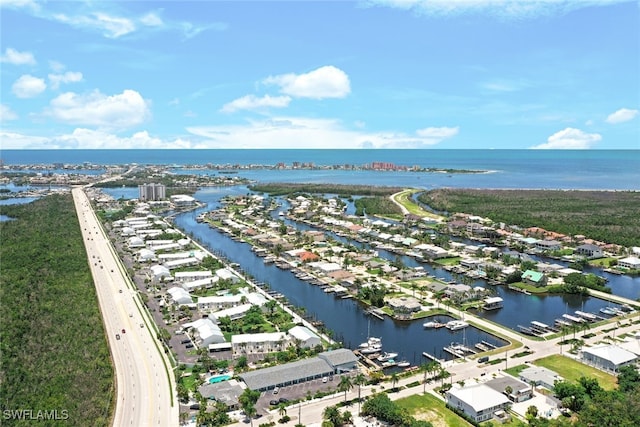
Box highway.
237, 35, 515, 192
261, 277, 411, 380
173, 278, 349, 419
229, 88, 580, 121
72, 188, 178, 426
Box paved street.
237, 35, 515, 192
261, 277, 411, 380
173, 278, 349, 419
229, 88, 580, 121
73, 188, 178, 426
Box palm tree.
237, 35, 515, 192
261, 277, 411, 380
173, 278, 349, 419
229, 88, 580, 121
390, 372, 399, 391
353, 373, 367, 415
278, 402, 288, 419
338, 375, 353, 402
342, 410, 353, 426
323, 405, 341, 426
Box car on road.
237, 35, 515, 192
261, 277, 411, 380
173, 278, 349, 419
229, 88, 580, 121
121, 328, 126, 334
115, 334, 120, 340
322, 377, 328, 383
269, 400, 279, 406
278, 398, 289, 404
140, 323, 144, 328
273, 387, 279, 394
119, 289, 123, 293
185, 343, 194, 348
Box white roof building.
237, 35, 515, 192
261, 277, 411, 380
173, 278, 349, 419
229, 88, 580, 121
446, 384, 511, 423
182, 277, 216, 292
138, 248, 156, 262
288, 326, 321, 349
231, 332, 287, 356
210, 304, 253, 322
186, 318, 225, 347
216, 268, 240, 283
581, 344, 638, 373
197, 294, 243, 312
175, 271, 213, 283
619, 256, 640, 270
164, 257, 201, 270
150, 264, 171, 281
128, 236, 145, 248
167, 287, 193, 305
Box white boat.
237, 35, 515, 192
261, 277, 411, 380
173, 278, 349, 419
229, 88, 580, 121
359, 336, 382, 353
423, 321, 437, 328
377, 351, 398, 362
397, 360, 410, 368
446, 320, 469, 331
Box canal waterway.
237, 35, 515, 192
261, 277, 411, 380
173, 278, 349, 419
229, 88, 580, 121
103, 184, 640, 364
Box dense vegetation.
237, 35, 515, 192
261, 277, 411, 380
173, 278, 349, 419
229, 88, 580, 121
0, 194, 114, 426
249, 182, 403, 197
418, 189, 640, 247
354, 196, 404, 217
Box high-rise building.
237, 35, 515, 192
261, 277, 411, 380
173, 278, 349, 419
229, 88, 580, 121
138, 183, 166, 201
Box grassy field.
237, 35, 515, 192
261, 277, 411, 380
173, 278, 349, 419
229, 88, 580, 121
392, 189, 444, 221
533, 355, 617, 390
395, 392, 472, 427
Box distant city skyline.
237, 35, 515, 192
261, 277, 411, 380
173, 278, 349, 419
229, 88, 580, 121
1, 0, 638, 150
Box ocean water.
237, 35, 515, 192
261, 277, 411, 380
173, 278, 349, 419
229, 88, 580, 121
2, 149, 639, 190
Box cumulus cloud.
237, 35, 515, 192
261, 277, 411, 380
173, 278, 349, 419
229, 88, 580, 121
48, 71, 83, 90
0, 128, 192, 149
12, 74, 46, 98
46, 89, 150, 128
263, 66, 351, 99
187, 117, 458, 149
606, 108, 639, 124
364, 0, 630, 20
221, 94, 291, 113
0, 47, 36, 65
0, 104, 19, 121
531, 127, 601, 149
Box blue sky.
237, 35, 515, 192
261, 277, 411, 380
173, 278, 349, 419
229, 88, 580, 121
1, 0, 638, 149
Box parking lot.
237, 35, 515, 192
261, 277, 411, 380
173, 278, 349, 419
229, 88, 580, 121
256, 373, 352, 413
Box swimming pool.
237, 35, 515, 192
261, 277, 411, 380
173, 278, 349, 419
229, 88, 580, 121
208, 374, 232, 384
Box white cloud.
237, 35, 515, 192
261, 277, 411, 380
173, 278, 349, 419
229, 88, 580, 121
48, 71, 83, 90
365, 0, 631, 20
52, 12, 136, 38
0, 0, 40, 10
12, 74, 46, 98
263, 66, 351, 99
140, 12, 163, 27
221, 94, 292, 113
187, 116, 458, 149
46, 89, 150, 129
606, 108, 639, 124
0, 129, 192, 149
1, 47, 36, 65
531, 127, 601, 149
49, 60, 65, 72
480, 79, 530, 92
0, 104, 19, 121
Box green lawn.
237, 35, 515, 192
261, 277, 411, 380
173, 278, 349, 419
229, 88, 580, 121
434, 257, 461, 266
392, 189, 444, 221
396, 392, 472, 427
533, 355, 617, 390
504, 364, 528, 378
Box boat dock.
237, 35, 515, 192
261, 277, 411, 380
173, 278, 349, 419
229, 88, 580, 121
366, 308, 385, 320
421, 352, 442, 363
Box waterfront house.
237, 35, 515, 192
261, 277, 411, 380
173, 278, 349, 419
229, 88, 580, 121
580, 344, 638, 373
446, 383, 511, 423
215, 268, 240, 283
618, 256, 640, 270
522, 270, 547, 287
182, 277, 216, 292
575, 244, 603, 259
288, 325, 321, 349
534, 240, 562, 252
386, 296, 422, 315
483, 297, 504, 310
